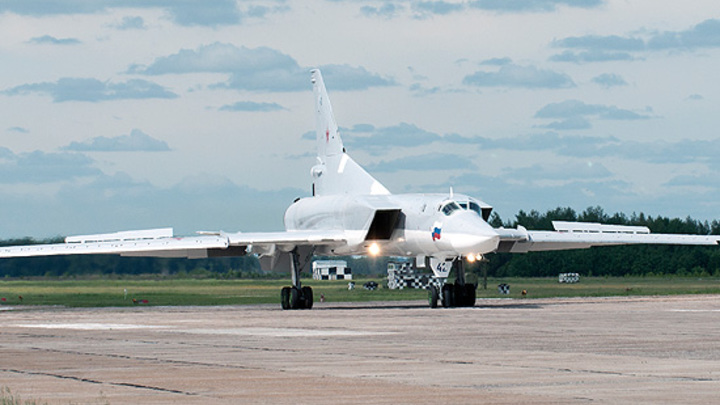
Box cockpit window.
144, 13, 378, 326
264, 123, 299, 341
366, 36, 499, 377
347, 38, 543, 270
453, 198, 493, 220
456, 200, 481, 215
441, 201, 461, 216
469, 201, 481, 215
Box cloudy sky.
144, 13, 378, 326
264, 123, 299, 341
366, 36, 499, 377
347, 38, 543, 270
1, 0, 719, 239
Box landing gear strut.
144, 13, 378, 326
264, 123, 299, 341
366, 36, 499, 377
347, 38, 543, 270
280, 247, 314, 310
429, 257, 476, 308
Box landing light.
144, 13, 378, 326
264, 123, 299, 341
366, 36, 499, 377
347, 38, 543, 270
368, 242, 380, 256
466, 254, 484, 263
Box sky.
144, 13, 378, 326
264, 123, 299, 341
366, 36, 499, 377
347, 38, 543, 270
1, 0, 719, 239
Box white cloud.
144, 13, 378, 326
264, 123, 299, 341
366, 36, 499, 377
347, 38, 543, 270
412, 1, 464, 17
130, 43, 297, 75
7, 127, 29, 134
0, 171, 305, 238
539, 117, 592, 130
549, 50, 636, 63
219, 101, 286, 112
360, 2, 404, 18
534, 100, 651, 129
342, 122, 442, 152
553, 35, 645, 51
3, 78, 178, 102
114, 16, 146, 30
647, 19, 720, 50
0, 149, 100, 184
591, 73, 628, 88
365, 153, 477, 172
551, 19, 720, 63
479, 57, 513, 66
0, 0, 282, 27
28, 35, 81, 45
355, 0, 605, 18
469, 0, 604, 13
129, 43, 394, 92
503, 161, 612, 181
62, 129, 171, 152
463, 64, 575, 89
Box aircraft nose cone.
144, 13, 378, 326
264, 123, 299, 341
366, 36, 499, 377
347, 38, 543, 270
445, 213, 500, 255
450, 232, 499, 255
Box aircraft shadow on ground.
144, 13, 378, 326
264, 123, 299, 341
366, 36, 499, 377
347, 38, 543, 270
313, 302, 544, 311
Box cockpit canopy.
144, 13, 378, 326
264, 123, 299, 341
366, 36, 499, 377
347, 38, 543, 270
439, 197, 493, 221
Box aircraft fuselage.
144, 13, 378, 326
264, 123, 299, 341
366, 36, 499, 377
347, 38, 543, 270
284, 193, 500, 259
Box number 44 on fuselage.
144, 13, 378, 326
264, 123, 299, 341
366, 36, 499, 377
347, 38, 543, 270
2, 69, 718, 309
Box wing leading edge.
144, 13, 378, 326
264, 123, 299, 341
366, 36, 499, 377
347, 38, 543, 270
0, 228, 230, 259
495, 221, 720, 253
0, 228, 348, 262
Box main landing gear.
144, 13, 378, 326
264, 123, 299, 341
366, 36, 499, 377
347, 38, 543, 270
281, 285, 313, 310
427, 258, 476, 308
280, 247, 314, 310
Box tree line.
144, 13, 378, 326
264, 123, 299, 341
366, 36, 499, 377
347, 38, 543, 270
482, 206, 720, 278
1, 206, 718, 278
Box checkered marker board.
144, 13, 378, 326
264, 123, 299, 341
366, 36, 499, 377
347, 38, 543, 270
388, 275, 427, 289
558, 273, 580, 283
388, 274, 443, 290
387, 262, 442, 290
498, 284, 510, 295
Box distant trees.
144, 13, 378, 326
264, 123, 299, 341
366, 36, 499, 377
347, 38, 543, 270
1, 206, 718, 278
485, 206, 720, 278
0, 249, 263, 279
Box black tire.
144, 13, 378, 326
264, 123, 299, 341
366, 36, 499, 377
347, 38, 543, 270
290, 287, 300, 309
464, 283, 476, 307
428, 285, 439, 308
452, 282, 465, 307
302, 286, 314, 309
441, 284, 455, 308
281, 287, 291, 310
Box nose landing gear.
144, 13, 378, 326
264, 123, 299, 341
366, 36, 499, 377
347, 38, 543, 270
428, 257, 476, 308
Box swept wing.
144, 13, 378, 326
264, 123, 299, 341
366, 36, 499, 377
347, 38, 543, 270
495, 221, 720, 253
0, 228, 347, 260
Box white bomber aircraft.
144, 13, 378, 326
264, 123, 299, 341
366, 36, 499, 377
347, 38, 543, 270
2, 69, 719, 309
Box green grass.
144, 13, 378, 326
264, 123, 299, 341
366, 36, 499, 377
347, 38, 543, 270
1, 387, 47, 405
477, 276, 720, 299
1, 276, 720, 308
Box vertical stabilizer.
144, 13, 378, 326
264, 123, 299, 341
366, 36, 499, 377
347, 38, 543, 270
312, 69, 344, 158
310, 69, 390, 196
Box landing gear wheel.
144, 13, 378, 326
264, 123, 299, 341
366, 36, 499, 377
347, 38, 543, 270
441, 284, 455, 308
463, 283, 476, 307
428, 285, 439, 308
290, 287, 300, 309
281, 287, 291, 310
302, 286, 314, 309
452, 282, 464, 307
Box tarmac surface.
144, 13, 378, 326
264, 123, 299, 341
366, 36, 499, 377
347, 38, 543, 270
1, 295, 719, 404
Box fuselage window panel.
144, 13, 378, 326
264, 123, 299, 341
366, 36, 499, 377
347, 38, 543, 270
469, 201, 482, 216
441, 201, 461, 216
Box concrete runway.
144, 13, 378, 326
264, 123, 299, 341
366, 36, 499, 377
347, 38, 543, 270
1, 295, 719, 404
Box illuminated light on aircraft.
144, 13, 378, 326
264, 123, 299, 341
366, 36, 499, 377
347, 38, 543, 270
368, 242, 381, 256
